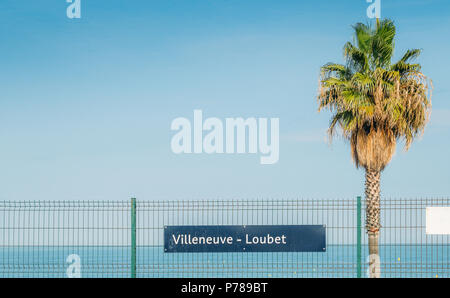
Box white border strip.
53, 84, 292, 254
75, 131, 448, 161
426, 207, 450, 235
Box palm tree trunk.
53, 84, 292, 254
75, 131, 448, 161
365, 168, 381, 278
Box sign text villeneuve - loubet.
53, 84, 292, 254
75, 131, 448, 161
164, 225, 326, 253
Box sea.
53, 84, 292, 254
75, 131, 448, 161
0, 244, 448, 278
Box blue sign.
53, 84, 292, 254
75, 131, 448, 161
164, 225, 326, 253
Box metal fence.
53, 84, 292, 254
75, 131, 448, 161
0, 197, 448, 278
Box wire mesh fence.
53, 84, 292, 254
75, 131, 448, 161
376, 198, 450, 278
0, 201, 131, 278
0, 198, 448, 278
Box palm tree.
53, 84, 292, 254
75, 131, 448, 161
317, 19, 432, 277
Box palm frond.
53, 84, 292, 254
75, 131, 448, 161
317, 18, 432, 171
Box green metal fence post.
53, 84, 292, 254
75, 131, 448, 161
131, 198, 137, 278
357, 196, 362, 278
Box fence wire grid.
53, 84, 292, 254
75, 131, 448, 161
0, 198, 448, 278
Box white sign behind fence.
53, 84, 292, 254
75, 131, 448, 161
426, 207, 450, 235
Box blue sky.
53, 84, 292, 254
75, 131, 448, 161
0, 0, 449, 201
